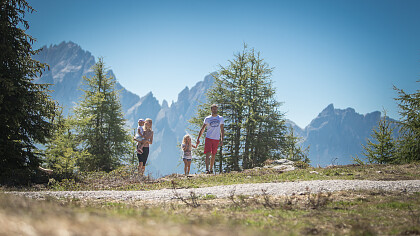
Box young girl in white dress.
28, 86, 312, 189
181, 134, 197, 176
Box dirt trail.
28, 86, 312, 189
8, 180, 420, 202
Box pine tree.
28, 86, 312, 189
44, 108, 88, 178
394, 82, 420, 162
73, 58, 131, 172
284, 126, 310, 163
0, 0, 57, 184
189, 45, 287, 172
209, 53, 247, 171
362, 111, 396, 164
241, 49, 287, 168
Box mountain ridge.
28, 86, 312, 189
295, 104, 394, 166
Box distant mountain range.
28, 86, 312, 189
33, 41, 396, 176
287, 104, 398, 166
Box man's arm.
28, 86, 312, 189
196, 123, 206, 145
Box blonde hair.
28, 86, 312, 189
144, 118, 153, 131
182, 134, 192, 149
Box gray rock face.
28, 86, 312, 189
33, 41, 142, 115
33, 41, 95, 112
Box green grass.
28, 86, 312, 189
202, 194, 217, 200
37, 162, 420, 191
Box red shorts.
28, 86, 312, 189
204, 138, 219, 154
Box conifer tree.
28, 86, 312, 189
73, 58, 131, 172
0, 0, 57, 183
362, 111, 396, 164
284, 126, 310, 163
44, 108, 88, 178
394, 82, 420, 162
189, 45, 287, 172
241, 48, 287, 168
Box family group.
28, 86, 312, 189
133, 104, 224, 176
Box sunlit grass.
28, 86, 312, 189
38, 162, 420, 191
2, 189, 419, 235
2, 160, 419, 235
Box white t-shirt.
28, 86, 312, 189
137, 126, 144, 136
204, 115, 224, 140
134, 126, 144, 141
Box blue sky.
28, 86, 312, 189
26, 0, 419, 128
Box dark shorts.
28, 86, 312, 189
137, 147, 149, 165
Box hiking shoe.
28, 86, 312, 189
209, 170, 214, 174
206, 170, 210, 174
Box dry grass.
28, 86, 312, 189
1, 163, 419, 235
1, 189, 419, 236
0, 193, 260, 236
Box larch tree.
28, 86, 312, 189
394, 82, 420, 162
73, 58, 131, 172
283, 126, 310, 163
362, 110, 397, 164
44, 108, 88, 178
189, 45, 287, 172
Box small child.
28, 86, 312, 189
134, 119, 146, 154
181, 134, 197, 176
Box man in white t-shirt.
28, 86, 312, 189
196, 104, 224, 174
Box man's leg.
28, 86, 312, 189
205, 153, 211, 172
209, 139, 219, 173
210, 153, 216, 173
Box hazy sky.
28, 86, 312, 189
26, 0, 419, 128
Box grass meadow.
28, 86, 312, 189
1, 163, 419, 235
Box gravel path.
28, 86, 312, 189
8, 180, 420, 202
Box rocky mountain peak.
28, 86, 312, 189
178, 86, 190, 101
301, 104, 396, 166
319, 103, 335, 116
162, 100, 169, 109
